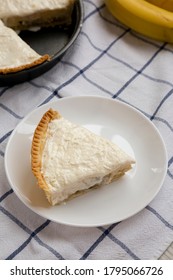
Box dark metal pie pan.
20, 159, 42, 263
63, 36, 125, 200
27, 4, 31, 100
0, 0, 83, 86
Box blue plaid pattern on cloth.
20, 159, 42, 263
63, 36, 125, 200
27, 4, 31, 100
0, 0, 173, 260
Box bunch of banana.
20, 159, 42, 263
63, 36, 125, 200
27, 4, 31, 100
105, 0, 173, 43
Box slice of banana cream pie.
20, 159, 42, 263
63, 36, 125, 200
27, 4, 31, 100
0, 20, 49, 74
0, 0, 75, 29
31, 109, 135, 205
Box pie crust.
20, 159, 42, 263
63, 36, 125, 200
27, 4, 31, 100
31, 109, 61, 202
0, 55, 50, 75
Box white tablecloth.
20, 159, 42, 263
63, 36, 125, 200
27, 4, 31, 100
0, 0, 173, 260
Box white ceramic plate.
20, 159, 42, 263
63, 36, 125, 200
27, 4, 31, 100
4, 96, 167, 227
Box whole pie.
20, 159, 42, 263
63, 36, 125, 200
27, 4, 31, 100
0, 0, 75, 74
31, 109, 135, 205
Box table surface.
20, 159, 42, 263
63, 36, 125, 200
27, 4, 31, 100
0, 0, 173, 260
160, 242, 173, 260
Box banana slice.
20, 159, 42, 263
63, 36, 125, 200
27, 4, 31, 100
105, 0, 173, 43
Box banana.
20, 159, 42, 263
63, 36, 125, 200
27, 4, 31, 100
146, 0, 173, 12
105, 0, 173, 43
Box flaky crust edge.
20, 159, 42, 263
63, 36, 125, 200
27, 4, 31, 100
31, 108, 61, 203
0, 54, 50, 74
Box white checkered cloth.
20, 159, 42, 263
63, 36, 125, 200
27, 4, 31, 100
0, 0, 173, 260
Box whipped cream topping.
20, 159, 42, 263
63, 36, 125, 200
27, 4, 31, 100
41, 118, 133, 205
0, 20, 41, 69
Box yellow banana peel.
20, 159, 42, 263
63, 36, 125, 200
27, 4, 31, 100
146, 0, 173, 12
105, 0, 173, 43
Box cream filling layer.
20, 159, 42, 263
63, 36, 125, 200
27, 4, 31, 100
0, 0, 73, 17
41, 118, 133, 205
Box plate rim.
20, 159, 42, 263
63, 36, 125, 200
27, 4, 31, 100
4, 96, 168, 227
